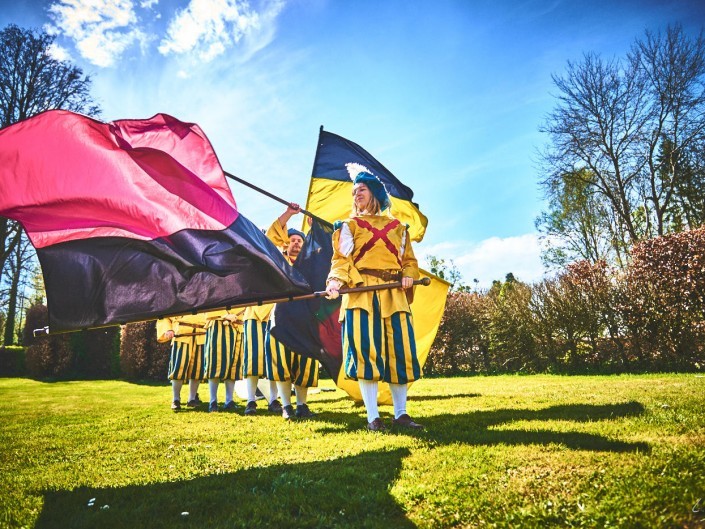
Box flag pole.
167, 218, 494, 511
32, 278, 430, 336
223, 171, 333, 229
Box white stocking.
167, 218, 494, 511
358, 379, 379, 423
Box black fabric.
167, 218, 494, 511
38, 215, 311, 332
269, 218, 342, 378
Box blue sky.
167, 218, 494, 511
2, 0, 704, 288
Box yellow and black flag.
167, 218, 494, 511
303, 128, 428, 242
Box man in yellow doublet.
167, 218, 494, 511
264, 204, 320, 419
157, 313, 207, 411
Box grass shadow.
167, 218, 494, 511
317, 401, 650, 453
35, 448, 413, 529
407, 392, 481, 402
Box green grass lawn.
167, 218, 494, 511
0, 374, 703, 528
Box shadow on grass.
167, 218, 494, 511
35, 448, 413, 529
318, 401, 650, 453
407, 392, 481, 402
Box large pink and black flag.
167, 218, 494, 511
0, 110, 310, 332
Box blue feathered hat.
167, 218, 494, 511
346, 162, 391, 211
287, 228, 305, 240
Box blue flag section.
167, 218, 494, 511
304, 129, 428, 242
269, 218, 343, 379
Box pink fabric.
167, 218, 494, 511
0, 110, 238, 249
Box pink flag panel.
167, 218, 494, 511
0, 110, 238, 249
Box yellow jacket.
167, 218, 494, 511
156, 313, 207, 346
328, 214, 419, 319
243, 218, 294, 322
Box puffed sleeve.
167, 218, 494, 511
400, 226, 420, 280
265, 218, 288, 249
328, 221, 364, 287
156, 317, 175, 343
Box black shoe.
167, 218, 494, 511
186, 399, 199, 408
222, 401, 238, 412
194, 393, 202, 405
244, 400, 257, 415
268, 399, 283, 413
392, 414, 424, 430
208, 401, 218, 413
171, 400, 181, 411
367, 417, 386, 431
282, 404, 295, 420
295, 404, 315, 418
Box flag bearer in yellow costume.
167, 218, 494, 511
157, 314, 206, 411
264, 204, 320, 420
325, 164, 424, 431
203, 310, 244, 412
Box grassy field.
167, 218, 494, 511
0, 374, 703, 528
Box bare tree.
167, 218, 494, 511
0, 24, 100, 343
539, 24, 705, 265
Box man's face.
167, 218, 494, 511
288, 234, 304, 259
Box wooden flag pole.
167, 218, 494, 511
223, 171, 333, 229
32, 278, 430, 336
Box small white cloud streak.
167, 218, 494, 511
420, 233, 547, 289
158, 0, 282, 63
47, 0, 148, 67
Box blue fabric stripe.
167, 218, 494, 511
406, 314, 421, 380
391, 312, 407, 384
372, 293, 384, 376
359, 308, 372, 380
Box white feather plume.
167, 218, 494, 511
345, 162, 371, 181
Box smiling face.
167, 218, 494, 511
287, 234, 304, 259
353, 183, 372, 212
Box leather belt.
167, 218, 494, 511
358, 269, 402, 281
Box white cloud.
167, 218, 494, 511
46, 42, 72, 62
47, 0, 148, 67
420, 233, 547, 289
158, 0, 284, 63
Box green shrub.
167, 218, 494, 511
0, 345, 25, 376
120, 321, 169, 381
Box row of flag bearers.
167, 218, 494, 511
157, 208, 319, 420
0, 112, 440, 431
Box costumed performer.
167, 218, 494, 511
324, 164, 424, 431
265, 204, 320, 420
157, 314, 206, 411
203, 309, 245, 412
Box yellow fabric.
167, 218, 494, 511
328, 215, 419, 319
334, 268, 450, 404
342, 307, 420, 384
266, 218, 289, 255
243, 218, 290, 323
303, 177, 428, 242
156, 313, 207, 346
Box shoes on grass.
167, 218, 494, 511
186, 399, 199, 408
171, 400, 181, 411
282, 404, 295, 420
244, 400, 257, 415
392, 414, 424, 430
268, 399, 283, 414
367, 417, 386, 431
295, 404, 315, 418
222, 401, 238, 412
208, 401, 218, 413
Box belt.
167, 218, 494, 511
358, 269, 402, 282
